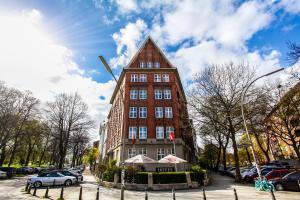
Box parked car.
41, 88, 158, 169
32, 167, 42, 174
269, 171, 300, 191
244, 166, 284, 182
16, 167, 34, 174
27, 171, 77, 187
0, 170, 7, 178
55, 170, 83, 182
263, 169, 294, 180
0, 167, 16, 178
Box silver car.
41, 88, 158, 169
27, 171, 77, 187
0, 170, 7, 178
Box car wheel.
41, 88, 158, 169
34, 181, 42, 188
65, 179, 72, 186
275, 183, 284, 191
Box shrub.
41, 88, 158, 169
190, 171, 204, 184
103, 170, 114, 182
125, 172, 148, 184
153, 172, 187, 184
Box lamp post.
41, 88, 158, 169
99, 56, 126, 189
241, 68, 284, 179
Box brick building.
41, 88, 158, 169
104, 36, 197, 166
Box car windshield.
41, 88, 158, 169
282, 171, 297, 179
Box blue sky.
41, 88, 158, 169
0, 0, 300, 138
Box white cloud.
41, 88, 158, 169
280, 0, 300, 14
0, 9, 115, 140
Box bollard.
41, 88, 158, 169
233, 188, 238, 200
145, 188, 148, 200
202, 188, 206, 200
60, 187, 64, 200
96, 187, 99, 200
33, 186, 37, 196
25, 182, 29, 192
269, 187, 276, 200
53, 179, 56, 187
172, 188, 176, 200
120, 185, 125, 200
44, 186, 49, 198
79, 186, 83, 200
28, 186, 32, 194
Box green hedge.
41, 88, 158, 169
103, 170, 114, 182
190, 171, 204, 184
125, 172, 148, 184
153, 172, 187, 184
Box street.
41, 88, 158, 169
0, 170, 299, 200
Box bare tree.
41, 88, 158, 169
45, 93, 94, 169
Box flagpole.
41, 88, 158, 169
173, 135, 177, 172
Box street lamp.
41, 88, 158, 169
241, 68, 284, 179
99, 56, 126, 192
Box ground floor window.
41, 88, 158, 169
128, 148, 136, 158
166, 148, 175, 155
157, 148, 165, 160
138, 148, 147, 156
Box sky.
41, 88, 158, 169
0, 0, 300, 140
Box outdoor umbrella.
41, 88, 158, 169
158, 154, 187, 164
125, 154, 157, 164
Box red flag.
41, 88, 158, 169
132, 134, 136, 144
169, 132, 174, 141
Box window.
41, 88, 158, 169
154, 62, 160, 68
154, 89, 162, 99
155, 107, 163, 118
131, 74, 138, 82
128, 126, 137, 139
165, 107, 173, 118
162, 74, 169, 82
140, 74, 147, 82
139, 107, 147, 118
140, 61, 145, 68
154, 74, 161, 82
157, 148, 165, 160
130, 89, 138, 99
166, 148, 175, 155
147, 62, 153, 68
139, 89, 147, 99
156, 126, 164, 139
166, 126, 174, 139
164, 89, 172, 99
139, 126, 147, 139
128, 148, 136, 158
138, 148, 147, 156
129, 107, 137, 118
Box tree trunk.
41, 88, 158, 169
231, 132, 241, 182
8, 136, 18, 166
0, 146, 6, 166
253, 133, 270, 162
246, 147, 252, 165
215, 144, 221, 171
222, 147, 227, 171
25, 145, 32, 166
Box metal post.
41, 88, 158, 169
145, 188, 148, 200
60, 187, 64, 200
172, 188, 176, 200
25, 182, 29, 192
28, 186, 31, 194
173, 139, 177, 172
96, 187, 99, 200
202, 188, 206, 200
44, 187, 49, 198
269, 187, 276, 200
53, 179, 56, 187
79, 186, 82, 200
233, 188, 238, 200
33, 186, 37, 196
121, 185, 124, 200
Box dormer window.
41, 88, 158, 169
154, 62, 160, 68
147, 62, 153, 68
140, 61, 145, 68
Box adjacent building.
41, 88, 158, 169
104, 36, 197, 166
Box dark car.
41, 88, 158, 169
16, 167, 34, 174
269, 171, 300, 191
264, 169, 294, 180
0, 167, 16, 178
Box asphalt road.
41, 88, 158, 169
0, 171, 299, 200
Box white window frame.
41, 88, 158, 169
131, 74, 138, 82
139, 107, 147, 118
162, 74, 169, 82
140, 61, 145, 68
166, 126, 174, 139
155, 107, 163, 118
130, 89, 138, 100
147, 62, 153, 68
139, 89, 147, 99
164, 89, 172, 99
128, 148, 136, 158
154, 62, 160, 68
154, 74, 161, 82
129, 107, 137, 118
156, 126, 164, 139
165, 107, 173, 118
138, 148, 147, 156
154, 89, 162, 99
166, 148, 175, 156
139, 74, 147, 82
139, 126, 147, 139
128, 126, 137, 139
157, 148, 165, 160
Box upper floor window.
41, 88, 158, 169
164, 89, 172, 99
139, 107, 147, 118
128, 148, 136, 158
162, 74, 169, 82
130, 89, 138, 99
140, 74, 147, 82
166, 126, 174, 139
139, 126, 147, 139
139, 89, 147, 99
154, 74, 161, 82
129, 107, 137, 118
155, 107, 163, 118
154, 89, 162, 99
157, 148, 165, 160
128, 126, 137, 139
138, 148, 147, 156
147, 62, 153, 68
154, 62, 160, 68
140, 61, 145, 68
131, 74, 138, 82
165, 107, 173, 118
156, 127, 164, 139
